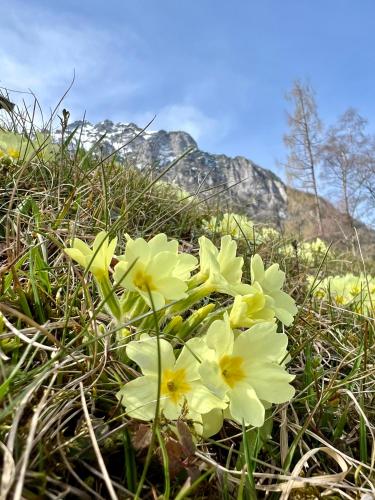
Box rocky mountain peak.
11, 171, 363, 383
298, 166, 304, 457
56, 120, 287, 225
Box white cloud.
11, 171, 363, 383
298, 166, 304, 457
0, 4, 142, 119
0, 2, 232, 150
138, 104, 228, 145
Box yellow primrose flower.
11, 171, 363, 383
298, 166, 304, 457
117, 334, 226, 432
326, 275, 357, 305
114, 233, 197, 310
7, 147, 20, 159
203, 213, 256, 241
250, 254, 297, 326
0, 131, 58, 163
259, 226, 280, 242
229, 282, 276, 328
311, 274, 375, 317
196, 235, 252, 296
199, 315, 295, 427
65, 231, 117, 280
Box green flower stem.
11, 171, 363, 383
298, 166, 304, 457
197, 305, 231, 333
167, 283, 213, 315
126, 296, 150, 322
120, 290, 139, 316
95, 275, 122, 321
139, 310, 163, 331
187, 273, 206, 289
176, 303, 216, 340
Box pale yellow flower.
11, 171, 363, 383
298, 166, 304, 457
310, 273, 375, 316
203, 213, 256, 241
114, 233, 197, 309
229, 282, 276, 328
117, 334, 226, 434
250, 254, 297, 326
196, 235, 252, 296
0, 131, 58, 162
259, 226, 280, 242
65, 231, 117, 280
199, 315, 295, 427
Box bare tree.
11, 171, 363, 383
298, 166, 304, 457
321, 108, 369, 229
358, 136, 375, 227
283, 80, 324, 235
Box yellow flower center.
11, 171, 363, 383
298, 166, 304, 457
7, 148, 20, 159
335, 295, 344, 305
219, 354, 246, 388
133, 270, 156, 292
161, 368, 190, 404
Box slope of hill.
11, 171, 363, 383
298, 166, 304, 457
287, 187, 375, 252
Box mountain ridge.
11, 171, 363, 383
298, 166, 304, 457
56, 119, 287, 226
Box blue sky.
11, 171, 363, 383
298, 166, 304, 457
1, 0, 375, 177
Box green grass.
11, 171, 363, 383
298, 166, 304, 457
0, 111, 374, 499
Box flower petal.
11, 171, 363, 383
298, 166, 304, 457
205, 314, 233, 358
198, 236, 219, 277
272, 290, 298, 326
153, 277, 187, 301
161, 397, 182, 420
125, 236, 151, 264
106, 236, 118, 267
113, 260, 140, 290
64, 248, 87, 268
187, 381, 228, 413
251, 254, 265, 283
247, 362, 295, 403
229, 384, 265, 427
175, 337, 210, 380
126, 334, 175, 375
146, 251, 178, 278
117, 376, 157, 420
201, 408, 224, 437
92, 231, 109, 251
264, 264, 285, 291
148, 233, 178, 255
173, 253, 198, 281
199, 360, 228, 400
234, 324, 288, 364
217, 235, 243, 284
140, 290, 165, 310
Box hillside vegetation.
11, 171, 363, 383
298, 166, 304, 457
0, 123, 374, 499
286, 187, 375, 256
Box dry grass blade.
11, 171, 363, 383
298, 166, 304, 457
12, 372, 58, 500
79, 382, 118, 500
0, 441, 15, 499
279, 446, 349, 498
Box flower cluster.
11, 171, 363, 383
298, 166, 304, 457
309, 273, 375, 315
65, 231, 297, 436
279, 238, 330, 265
202, 212, 284, 247
203, 212, 257, 241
